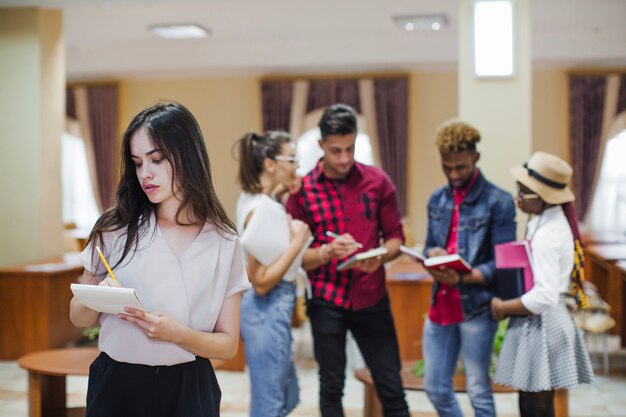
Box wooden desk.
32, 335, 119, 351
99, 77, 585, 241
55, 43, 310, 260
386, 258, 432, 361
18, 347, 98, 417
584, 244, 626, 336
617, 261, 626, 347
355, 363, 568, 417
0, 260, 84, 359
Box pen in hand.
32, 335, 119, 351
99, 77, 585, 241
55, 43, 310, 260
96, 246, 119, 283
325, 231, 364, 249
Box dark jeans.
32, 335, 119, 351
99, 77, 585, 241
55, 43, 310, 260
307, 296, 409, 417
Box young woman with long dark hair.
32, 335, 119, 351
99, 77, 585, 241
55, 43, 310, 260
70, 102, 250, 417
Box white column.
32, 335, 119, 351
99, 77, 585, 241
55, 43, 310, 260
459, 0, 532, 196
0, 8, 65, 265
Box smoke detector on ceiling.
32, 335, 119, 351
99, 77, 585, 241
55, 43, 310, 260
392, 14, 448, 31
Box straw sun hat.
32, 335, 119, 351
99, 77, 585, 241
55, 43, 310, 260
510, 151, 575, 204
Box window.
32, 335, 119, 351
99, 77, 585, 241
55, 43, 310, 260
295, 127, 375, 176
62, 128, 100, 231
585, 129, 626, 235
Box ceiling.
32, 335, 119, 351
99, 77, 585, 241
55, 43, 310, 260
1, 0, 625, 80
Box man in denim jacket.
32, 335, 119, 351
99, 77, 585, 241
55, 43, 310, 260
422, 120, 516, 417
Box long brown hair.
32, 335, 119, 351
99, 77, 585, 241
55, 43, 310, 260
88, 102, 236, 274
236, 131, 291, 194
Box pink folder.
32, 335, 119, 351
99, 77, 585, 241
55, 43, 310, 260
495, 240, 534, 292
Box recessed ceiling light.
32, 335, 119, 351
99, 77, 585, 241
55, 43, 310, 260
392, 15, 448, 32
149, 24, 210, 39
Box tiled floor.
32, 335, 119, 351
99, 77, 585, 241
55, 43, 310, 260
1, 329, 626, 417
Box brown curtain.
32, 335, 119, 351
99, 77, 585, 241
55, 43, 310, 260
568, 75, 607, 221
261, 81, 293, 131
260, 76, 409, 215
617, 74, 626, 116
66, 84, 119, 211
306, 79, 361, 113
66, 88, 76, 120
374, 77, 408, 215
87, 85, 119, 210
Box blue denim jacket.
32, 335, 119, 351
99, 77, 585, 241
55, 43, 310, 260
424, 170, 516, 320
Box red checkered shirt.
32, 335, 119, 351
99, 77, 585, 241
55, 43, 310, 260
286, 161, 404, 310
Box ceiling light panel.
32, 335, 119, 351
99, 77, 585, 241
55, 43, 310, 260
149, 24, 210, 39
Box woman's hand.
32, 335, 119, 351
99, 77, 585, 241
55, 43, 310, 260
119, 307, 186, 344
290, 218, 312, 247
491, 297, 507, 320
98, 276, 122, 287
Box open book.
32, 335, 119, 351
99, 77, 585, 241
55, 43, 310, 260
337, 247, 388, 271
424, 254, 472, 273
71, 283, 144, 315
400, 245, 427, 262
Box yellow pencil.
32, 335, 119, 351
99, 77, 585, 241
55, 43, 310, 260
96, 246, 118, 282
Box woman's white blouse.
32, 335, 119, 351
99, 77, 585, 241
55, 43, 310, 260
79, 214, 250, 366
520, 206, 574, 315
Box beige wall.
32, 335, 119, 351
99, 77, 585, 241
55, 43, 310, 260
0, 9, 64, 266
533, 70, 569, 161
407, 71, 458, 244
119, 77, 262, 220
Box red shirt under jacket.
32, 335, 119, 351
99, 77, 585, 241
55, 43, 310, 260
286, 161, 404, 310
429, 169, 480, 325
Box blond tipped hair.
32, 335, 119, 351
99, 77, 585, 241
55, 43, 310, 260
435, 119, 481, 153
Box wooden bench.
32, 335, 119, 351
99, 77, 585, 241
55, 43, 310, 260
355, 362, 569, 417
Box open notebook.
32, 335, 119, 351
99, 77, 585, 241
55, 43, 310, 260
71, 283, 144, 314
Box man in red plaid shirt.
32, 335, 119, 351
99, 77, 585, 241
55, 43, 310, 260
286, 104, 409, 417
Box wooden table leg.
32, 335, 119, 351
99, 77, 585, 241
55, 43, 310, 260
555, 389, 568, 417
362, 383, 383, 417
622, 272, 626, 347
28, 372, 66, 417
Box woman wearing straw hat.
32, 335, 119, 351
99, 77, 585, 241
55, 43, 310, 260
491, 151, 594, 417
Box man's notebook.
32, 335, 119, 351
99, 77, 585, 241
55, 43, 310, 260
71, 283, 144, 314
337, 247, 389, 271
494, 240, 534, 300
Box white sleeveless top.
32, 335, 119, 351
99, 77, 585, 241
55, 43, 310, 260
79, 213, 250, 366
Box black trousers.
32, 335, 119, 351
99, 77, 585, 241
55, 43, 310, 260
308, 297, 409, 417
86, 352, 221, 417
